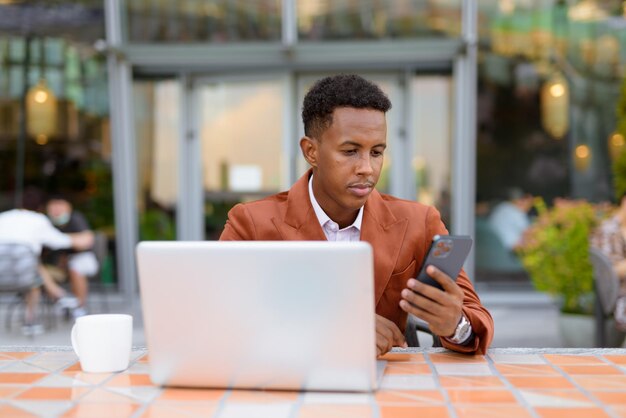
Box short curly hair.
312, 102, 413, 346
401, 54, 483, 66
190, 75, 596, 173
302, 74, 392, 138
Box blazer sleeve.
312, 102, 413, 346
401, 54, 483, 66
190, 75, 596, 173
424, 207, 495, 354
219, 204, 256, 241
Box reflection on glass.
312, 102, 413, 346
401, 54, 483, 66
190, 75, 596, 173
125, 0, 282, 43
298, 0, 462, 41
199, 79, 285, 239
133, 79, 179, 240
411, 76, 451, 228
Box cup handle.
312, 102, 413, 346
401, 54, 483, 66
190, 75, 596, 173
70, 323, 80, 357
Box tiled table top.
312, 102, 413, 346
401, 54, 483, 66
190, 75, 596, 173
0, 347, 625, 418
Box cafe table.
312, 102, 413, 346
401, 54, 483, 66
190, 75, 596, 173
0, 346, 625, 418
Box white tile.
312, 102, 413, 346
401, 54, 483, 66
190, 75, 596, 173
0, 360, 17, 371
435, 363, 493, 376
217, 403, 294, 418
489, 354, 546, 365
303, 392, 372, 404
0, 362, 48, 373
108, 386, 162, 403
519, 390, 594, 407
380, 374, 437, 390
34, 374, 90, 388
126, 362, 151, 374
26, 358, 76, 372
11, 401, 73, 418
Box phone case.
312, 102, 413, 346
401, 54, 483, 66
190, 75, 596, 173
415, 235, 473, 291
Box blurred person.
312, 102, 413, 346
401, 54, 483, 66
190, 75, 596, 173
488, 188, 534, 251
220, 74, 494, 356
590, 192, 626, 331
0, 189, 93, 336
44, 196, 98, 319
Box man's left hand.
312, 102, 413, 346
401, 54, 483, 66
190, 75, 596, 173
399, 265, 464, 338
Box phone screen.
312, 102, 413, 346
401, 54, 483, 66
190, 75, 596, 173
415, 235, 473, 290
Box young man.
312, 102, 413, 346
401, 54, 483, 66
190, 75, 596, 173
220, 74, 493, 355
45, 196, 98, 318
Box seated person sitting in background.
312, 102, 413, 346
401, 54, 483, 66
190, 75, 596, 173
488, 188, 534, 251
220, 74, 494, 356
43, 196, 98, 319
0, 189, 93, 335
590, 192, 626, 331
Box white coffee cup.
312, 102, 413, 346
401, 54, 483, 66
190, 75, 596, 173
71, 314, 133, 373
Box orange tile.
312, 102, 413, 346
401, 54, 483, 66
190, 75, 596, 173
63, 363, 83, 372
507, 376, 575, 390
544, 355, 604, 365
159, 388, 225, 401
495, 365, 560, 376
380, 405, 450, 418
16, 387, 75, 400
429, 353, 486, 364
573, 375, 626, 390
137, 354, 150, 363
446, 389, 518, 404
298, 404, 373, 418
380, 353, 426, 363
603, 356, 626, 365
1, 352, 37, 360
534, 407, 611, 418
384, 363, 432, 375
0, 404, 36, 417
375, 390, 444, 405
0, 386, 27, 399
0, 373, 46, 384
62, 403, 139, 418
560, 365, 622, 375
141, 402, 218, 418
439, 376, 505, 388
455, 406, 533, 418
228, 389, 299, 403
592, 391, 626, 405
106, 374, 154, 387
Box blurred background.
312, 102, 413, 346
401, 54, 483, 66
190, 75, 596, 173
1, 0, 626, 348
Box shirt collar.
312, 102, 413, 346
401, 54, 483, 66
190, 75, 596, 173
308, 174, 363, 231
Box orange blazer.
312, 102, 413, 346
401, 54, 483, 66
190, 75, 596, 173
220, 170, 494, 354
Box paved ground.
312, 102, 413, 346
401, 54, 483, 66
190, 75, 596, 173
0, 290, 623, 349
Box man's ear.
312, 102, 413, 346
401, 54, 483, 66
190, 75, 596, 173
299, 136, 318, 168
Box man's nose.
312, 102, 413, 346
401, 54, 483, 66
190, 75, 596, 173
356, 154, 374, 175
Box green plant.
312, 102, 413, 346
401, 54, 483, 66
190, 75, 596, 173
516, 198, 604, 314
613, 77, 626, 200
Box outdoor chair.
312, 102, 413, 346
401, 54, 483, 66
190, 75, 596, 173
405, 314, 442, 348
589, 247, 620, 347
0, 242, 40, 330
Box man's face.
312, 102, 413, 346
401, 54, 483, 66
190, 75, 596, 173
301, 107, 387, 225
46, 199, 71, 226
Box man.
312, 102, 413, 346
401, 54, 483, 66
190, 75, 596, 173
220, 74, 493, 355
44, 196, 98, 318
0, 190, 93, 335
488, 188, 534, 251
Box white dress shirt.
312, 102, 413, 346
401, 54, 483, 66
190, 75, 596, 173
0, 209, 72, 254
308, 176, 363, 242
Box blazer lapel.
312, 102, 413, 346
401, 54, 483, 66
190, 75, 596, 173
272, 169, 327, 241
360, 190, 408, 306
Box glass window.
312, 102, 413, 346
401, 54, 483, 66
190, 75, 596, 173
124, 0, 282, 43
298, 0, 462, 41
197, 77, 285, 239
133, 79, 179, 241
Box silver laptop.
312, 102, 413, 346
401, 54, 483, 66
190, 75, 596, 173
136, 241, 377, 392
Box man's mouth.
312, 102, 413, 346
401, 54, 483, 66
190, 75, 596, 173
347, 183, 374, 198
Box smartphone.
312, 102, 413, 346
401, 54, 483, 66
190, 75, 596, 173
415, 234, 473, 291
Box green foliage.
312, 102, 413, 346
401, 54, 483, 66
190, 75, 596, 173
613, 77, 626, 201
516, 199, 605, 314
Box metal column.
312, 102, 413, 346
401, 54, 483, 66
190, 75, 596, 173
104, 0, 139, 301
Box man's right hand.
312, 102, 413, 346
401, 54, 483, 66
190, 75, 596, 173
376, 314, 407, 357
69, 231, 94, 251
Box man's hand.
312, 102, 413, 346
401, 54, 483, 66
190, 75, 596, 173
376, 314, 407, 357
399, 265, 464, 338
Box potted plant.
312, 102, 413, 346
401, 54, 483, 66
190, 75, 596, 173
516, 198, 609, 347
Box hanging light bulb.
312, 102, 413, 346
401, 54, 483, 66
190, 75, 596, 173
541, 72, 569, 139
26, 79, 57, 140
609, 132, 625, 161
574, 144, 591, 171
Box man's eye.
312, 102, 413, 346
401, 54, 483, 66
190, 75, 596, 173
343, 150, 357, 155
372, 150, 383, 157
